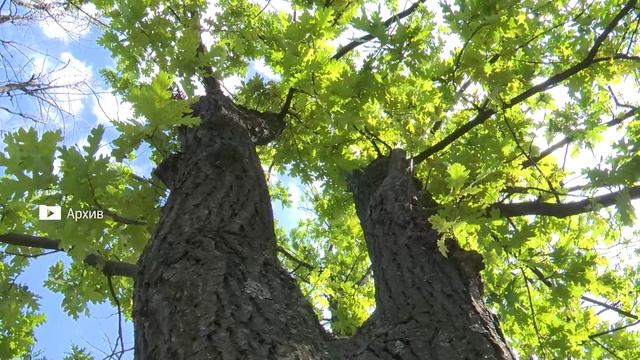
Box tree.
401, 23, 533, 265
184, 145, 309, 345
2, 0, 640, 358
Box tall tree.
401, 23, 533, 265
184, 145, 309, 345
2, 0, 640, 358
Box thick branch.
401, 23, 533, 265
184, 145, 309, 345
412, 0, 637, 165
0, 233, 137, 278
413, 108, 495, 165
331, 0, 426, 60
491, 186, 640, 218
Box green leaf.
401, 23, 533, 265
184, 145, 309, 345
615, 189, 635, 226
446, 163, 470, 191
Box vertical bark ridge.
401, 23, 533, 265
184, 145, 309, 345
134, 93, 330, 359
348, 149, 515, 359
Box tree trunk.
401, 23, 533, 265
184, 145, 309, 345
133, 89, 515, 359
345, 149, 515, 359
133, 90, 331, 359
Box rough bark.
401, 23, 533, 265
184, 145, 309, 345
345, 149, 515, 359
134, 89, 331, 359
134, 85, 515, 358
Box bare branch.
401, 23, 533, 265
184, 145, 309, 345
590, 319, 640, 339
582, 296, 639, 320
0, 1, 100, 126
106, 276, 125, 358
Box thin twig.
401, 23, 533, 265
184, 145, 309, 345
520, 267, 548, 358
106, 276, 125, 359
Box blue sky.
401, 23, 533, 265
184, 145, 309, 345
0, 5, 311, 359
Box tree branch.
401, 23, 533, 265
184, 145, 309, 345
97, 206, 147, 226
412, 108, 495, 165
589, 319, 640, 339
528, 266, 638, 321
412, 0, 637, 166
524, 106, 639, 168
490, 186, 640, 218
276, 244, 314, 271
331, 0, 426, 60
582, 295, 638, 320
278, 87, 296, 119
106, 276, 125, 357
507, 0, 636, 107
0, 233, 137, 278
520, 268, 547, 357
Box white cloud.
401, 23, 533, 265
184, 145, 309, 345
91, 91, 134, 125
201, 31, 215, 49
52, 52, 92, 116
252, 59, 280, 81
222, 75, 242, 95
201, 1, 220, 49
29, 52, 93, 119
38, 3, 98, 41
52, 157, 62, 175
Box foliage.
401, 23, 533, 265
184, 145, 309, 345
63, 345, 94, 360
1, 0, 640, 358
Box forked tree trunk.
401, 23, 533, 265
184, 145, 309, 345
133, 89, 515, 359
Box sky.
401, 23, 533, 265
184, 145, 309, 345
1, 1, 640, 359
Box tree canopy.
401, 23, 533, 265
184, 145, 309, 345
2, 0, 640, 358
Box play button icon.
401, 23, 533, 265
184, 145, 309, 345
38, 205, 62, 220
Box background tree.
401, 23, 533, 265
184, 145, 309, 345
2, 0, 640, 358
